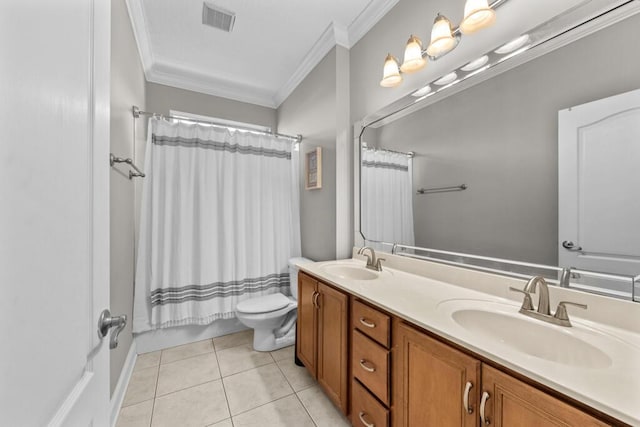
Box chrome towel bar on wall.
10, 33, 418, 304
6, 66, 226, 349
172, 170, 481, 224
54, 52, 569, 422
417, 184, 467, 194
110, 153, 145, 179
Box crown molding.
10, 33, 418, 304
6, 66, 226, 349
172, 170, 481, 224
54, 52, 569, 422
273, 23, 338, 107
347, 0, 399, 48
273, 0, 398, 107
125, 0, 154, 75
147, 62, 277, 108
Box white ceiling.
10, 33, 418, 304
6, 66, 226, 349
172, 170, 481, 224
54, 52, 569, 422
127, 0, 398, 108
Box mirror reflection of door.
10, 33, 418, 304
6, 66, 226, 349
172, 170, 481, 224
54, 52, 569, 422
558, 89, 640, 294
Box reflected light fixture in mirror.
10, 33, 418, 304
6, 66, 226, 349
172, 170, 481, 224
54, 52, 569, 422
495, 34, 531, 54
380, 54, 403, 87
412, 84, 432, 97
461, 55, 489, 71
426, 14, 457, 57
460, 0, 497, 34
400, 35, 427, 73
433, 71, 458, 86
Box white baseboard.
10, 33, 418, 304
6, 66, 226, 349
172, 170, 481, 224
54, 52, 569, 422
110, 341, 137, 427
134, 318, 248, 354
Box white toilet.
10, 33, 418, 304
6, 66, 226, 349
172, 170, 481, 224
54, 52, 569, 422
236, 257, 312, 351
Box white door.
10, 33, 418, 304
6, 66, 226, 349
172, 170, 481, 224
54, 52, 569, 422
558, 89, 640, 296
0, 1, 112, 426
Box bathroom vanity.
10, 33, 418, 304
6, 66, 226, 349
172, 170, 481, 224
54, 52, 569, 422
296, 255, 640, 426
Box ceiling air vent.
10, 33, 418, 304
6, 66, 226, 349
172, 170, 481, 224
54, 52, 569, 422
202, 2, 236, 32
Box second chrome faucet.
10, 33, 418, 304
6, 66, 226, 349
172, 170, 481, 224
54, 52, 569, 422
510, 276, 587, 327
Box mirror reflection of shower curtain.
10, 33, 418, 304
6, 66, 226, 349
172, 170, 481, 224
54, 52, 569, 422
361, 149, 415, 250
133, 118, 301, 332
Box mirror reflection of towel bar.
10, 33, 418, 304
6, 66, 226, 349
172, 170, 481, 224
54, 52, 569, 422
417, 184, 467, 194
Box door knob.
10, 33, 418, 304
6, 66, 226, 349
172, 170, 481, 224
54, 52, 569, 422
562, 240, 582, 251
98, 309, 127, 349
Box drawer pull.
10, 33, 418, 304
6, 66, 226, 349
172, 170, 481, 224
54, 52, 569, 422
359, 359, 376, 373
358, 411, 375, 427
463, 381, 474, 414
359, 317, 376, 328
312, 291, 320, 308
480, 391, 491, 425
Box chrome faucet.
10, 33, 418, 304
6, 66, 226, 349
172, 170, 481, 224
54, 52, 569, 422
523, 276, 550, 315
510, 275, 587, 327
357, 246, 385, 272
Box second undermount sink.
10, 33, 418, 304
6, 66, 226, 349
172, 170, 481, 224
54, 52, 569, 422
439, 300, 614, 369
321, 264, 379, 281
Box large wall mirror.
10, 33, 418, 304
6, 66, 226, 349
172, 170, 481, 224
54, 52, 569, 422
357, 2, 640, 301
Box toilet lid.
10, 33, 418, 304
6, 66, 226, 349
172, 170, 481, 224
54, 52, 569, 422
236, 293, 292, 314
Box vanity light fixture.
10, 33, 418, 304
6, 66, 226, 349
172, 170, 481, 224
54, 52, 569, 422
379, 0, 508, 88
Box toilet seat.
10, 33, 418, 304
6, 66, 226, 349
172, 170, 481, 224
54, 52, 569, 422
236, 293, 292, 314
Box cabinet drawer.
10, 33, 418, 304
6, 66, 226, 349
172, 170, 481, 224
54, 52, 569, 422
352, 329, 390, 405
352, 300, 390, 348
351, 379, 389, 427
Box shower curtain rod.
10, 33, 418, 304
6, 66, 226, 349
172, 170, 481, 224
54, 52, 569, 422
361, 143, 415, 158
132, 106, 302, 143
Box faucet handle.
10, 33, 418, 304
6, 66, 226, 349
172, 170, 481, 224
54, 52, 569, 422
375, 258, 385, 272
553, 301, 587, 322
509, 287, 534, 311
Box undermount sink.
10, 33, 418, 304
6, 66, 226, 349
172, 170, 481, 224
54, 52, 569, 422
321, 264, 379, 281
439, 300, 614, 369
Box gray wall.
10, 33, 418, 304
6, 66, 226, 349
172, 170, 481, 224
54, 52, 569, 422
370, 14, 640, 265
277, 48, 339, 261
146, 82, 277, 131
110, 0, 146, 395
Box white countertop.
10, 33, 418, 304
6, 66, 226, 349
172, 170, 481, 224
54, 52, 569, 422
298, 256, 640, 425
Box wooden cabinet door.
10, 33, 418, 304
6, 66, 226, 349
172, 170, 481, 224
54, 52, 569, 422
297, 272, 317, 378
317, 282, 349, 414
394, 322, 480, 427
481, 365, 608, 427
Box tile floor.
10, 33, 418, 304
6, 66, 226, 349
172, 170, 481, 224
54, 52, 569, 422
116, 330, 351, 427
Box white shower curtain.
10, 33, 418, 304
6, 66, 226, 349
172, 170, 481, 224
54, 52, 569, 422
361, 149, 415, 248
133, 118, 301, 332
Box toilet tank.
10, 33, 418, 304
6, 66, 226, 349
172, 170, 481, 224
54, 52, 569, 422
288, 257, 312, 300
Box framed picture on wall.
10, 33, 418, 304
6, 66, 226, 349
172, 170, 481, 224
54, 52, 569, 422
305, 147, 322, 190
